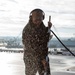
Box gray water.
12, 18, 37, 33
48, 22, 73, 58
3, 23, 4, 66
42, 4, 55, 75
0, 51, 75, 75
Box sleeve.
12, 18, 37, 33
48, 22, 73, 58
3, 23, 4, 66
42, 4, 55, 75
22, 28, 28, 49
46, 27, 53, 41
40, 27, 49, 60
22, 25, 32, 46
40, 27, 53, 60
40, 48, 48, 60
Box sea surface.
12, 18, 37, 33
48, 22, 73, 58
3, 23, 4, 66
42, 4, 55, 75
0, 48, 75, 75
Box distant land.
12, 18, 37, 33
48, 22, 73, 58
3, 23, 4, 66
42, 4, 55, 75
0, 36, 75, 48
48, 37, 75, 48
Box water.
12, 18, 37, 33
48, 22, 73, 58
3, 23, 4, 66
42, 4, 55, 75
0, 50, 75, 75
0, 52, 24, 75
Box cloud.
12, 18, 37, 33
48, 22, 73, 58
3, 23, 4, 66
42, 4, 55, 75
0, 0, 75, 37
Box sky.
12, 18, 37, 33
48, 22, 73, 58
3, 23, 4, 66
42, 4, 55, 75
0, 0, 75, 38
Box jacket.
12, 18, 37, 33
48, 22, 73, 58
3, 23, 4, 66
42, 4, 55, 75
22, 20, 50, 60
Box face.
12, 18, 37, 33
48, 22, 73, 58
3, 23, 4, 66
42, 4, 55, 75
31, 11, 43, 26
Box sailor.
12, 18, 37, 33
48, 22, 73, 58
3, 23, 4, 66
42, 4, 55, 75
22, 8, 52, 75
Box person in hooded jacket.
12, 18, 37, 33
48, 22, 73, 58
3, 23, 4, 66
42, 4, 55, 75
22, 8, 52, 75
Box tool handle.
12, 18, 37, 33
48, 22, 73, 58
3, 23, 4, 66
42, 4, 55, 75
49, 16, 51, 22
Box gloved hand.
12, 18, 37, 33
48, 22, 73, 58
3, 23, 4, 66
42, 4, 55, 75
48, 21, 52, 29
41, 59, 48, 70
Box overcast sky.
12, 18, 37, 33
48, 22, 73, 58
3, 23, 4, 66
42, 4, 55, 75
0, 0, 75, 38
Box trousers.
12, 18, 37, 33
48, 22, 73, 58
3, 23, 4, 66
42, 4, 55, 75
24, 55, 45, 75
24, 55, 51, 75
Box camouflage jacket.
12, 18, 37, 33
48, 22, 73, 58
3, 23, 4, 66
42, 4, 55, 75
22, 21, 50, 60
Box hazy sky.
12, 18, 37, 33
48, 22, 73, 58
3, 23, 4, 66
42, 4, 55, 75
0, 0, 75, 38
